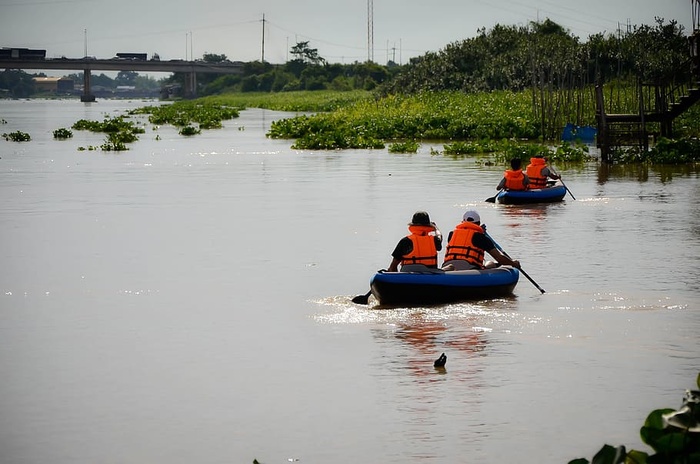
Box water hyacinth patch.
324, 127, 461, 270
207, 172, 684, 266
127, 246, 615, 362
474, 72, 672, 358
268, 91, 541, 150
179, 125, 201, 136
131, 101, 239, 129
53, 128, 73, 139
72, 116, 144, 152
2, 131, 31, 142
388, 140, 420, 153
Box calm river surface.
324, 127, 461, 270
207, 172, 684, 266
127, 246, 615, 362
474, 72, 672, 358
1, 99, 698, 464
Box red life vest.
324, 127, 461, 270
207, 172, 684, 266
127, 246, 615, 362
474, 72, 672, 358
444, 221, 485, 268
526, 157, 547, 189
503, 169, 526, 190
402, 225, 438, 267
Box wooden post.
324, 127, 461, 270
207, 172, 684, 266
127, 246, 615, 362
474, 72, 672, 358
595, 84, 608, 163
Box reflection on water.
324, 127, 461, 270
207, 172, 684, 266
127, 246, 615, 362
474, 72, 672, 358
596, 162, 699, 184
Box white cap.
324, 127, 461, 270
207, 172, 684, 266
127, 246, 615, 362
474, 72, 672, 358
463, 210, 480, 223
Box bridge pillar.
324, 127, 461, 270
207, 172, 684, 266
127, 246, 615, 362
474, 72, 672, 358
185, 71, 197, 98
80, 68, 95, 102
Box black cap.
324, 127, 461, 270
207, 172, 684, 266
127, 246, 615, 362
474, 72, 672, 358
409, 211, 431, 226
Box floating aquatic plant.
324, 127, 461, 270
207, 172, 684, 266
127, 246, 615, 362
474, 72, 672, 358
2, 130, 30, 142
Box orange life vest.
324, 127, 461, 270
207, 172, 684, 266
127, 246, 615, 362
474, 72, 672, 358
503, 169, 526, 191
526, 157, 547, 189
444, 222, 485, 268
402, 225, 438, 267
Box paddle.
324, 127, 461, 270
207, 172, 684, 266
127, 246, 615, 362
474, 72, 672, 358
551, 167, 576, 200
351, 290, 372, 305
485, 189, 502, 203
484, 232, 546, 294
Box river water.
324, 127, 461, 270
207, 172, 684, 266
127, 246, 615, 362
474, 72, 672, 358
0, 99, 698, 464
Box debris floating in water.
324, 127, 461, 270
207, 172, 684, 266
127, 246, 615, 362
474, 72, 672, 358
434, 353, 447, 368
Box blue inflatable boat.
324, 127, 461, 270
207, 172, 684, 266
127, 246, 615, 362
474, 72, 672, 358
495, 182, 567, 205
369, 267, 520, 306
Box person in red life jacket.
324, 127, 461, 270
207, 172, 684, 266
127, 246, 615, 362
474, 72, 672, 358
387, 211, 443, 272
525, 154, 560, 189
496, 158, 529, 191
441, 210, 521, 271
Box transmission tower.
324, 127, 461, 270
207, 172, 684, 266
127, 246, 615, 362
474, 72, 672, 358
367, 0, 374, 62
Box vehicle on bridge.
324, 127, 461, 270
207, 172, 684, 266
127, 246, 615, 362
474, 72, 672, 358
0, 47, 47, 60
115, 52, 147, 61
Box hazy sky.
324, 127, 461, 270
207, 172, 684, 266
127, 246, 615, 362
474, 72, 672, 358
0, 0, 693, 66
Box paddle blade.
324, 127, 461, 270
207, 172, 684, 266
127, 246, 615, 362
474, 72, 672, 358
564, 186, 576, 200
485, 189, 502, 203
351, 291, 371, 305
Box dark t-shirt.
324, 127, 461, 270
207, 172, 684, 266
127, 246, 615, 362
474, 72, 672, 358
391, 236, 443, 260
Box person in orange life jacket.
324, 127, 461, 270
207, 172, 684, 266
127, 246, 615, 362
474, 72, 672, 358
496, 158, 529, 191
387, 211, 443, 272
525, 154, 561, 189
441, 210, 521, 271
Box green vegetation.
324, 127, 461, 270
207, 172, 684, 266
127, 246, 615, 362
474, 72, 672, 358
189, 48, 394, 97
123, 88, 693, 165
199, 90, 373, 112
2, 131, 31, 142
130, 101, 239, 129
3, 14, 695, 165
442, 139, 593, 164
0, 70, 37, 98
388, 140, 420, 154
257, 90, 598, 163
267, 91, 539, 150
570, 373, 700, 464
53, 128, 73, 139
380, 19, 689, 139
178, 125, 201, 136
72, 115, 145, 151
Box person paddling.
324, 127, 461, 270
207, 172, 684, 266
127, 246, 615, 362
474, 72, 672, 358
525, 155, 560, 189
441, 210, 521, 271
387, 211, 443, 272
496, 158, 529, 191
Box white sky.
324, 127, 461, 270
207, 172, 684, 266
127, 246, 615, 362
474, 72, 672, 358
0, 0, 694, 66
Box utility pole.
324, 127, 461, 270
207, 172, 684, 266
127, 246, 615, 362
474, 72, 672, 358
367, 0, 374, 62
261, 14, 266, 63
185, 32, 193, 60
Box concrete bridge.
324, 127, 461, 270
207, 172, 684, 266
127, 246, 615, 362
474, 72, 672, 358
0, 57, 244, 101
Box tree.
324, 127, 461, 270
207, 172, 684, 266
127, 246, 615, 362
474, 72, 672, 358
0, 69, 35, 97
116, 71, 138, 85
290, 41, 325, 65
202, 53, 228, 63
